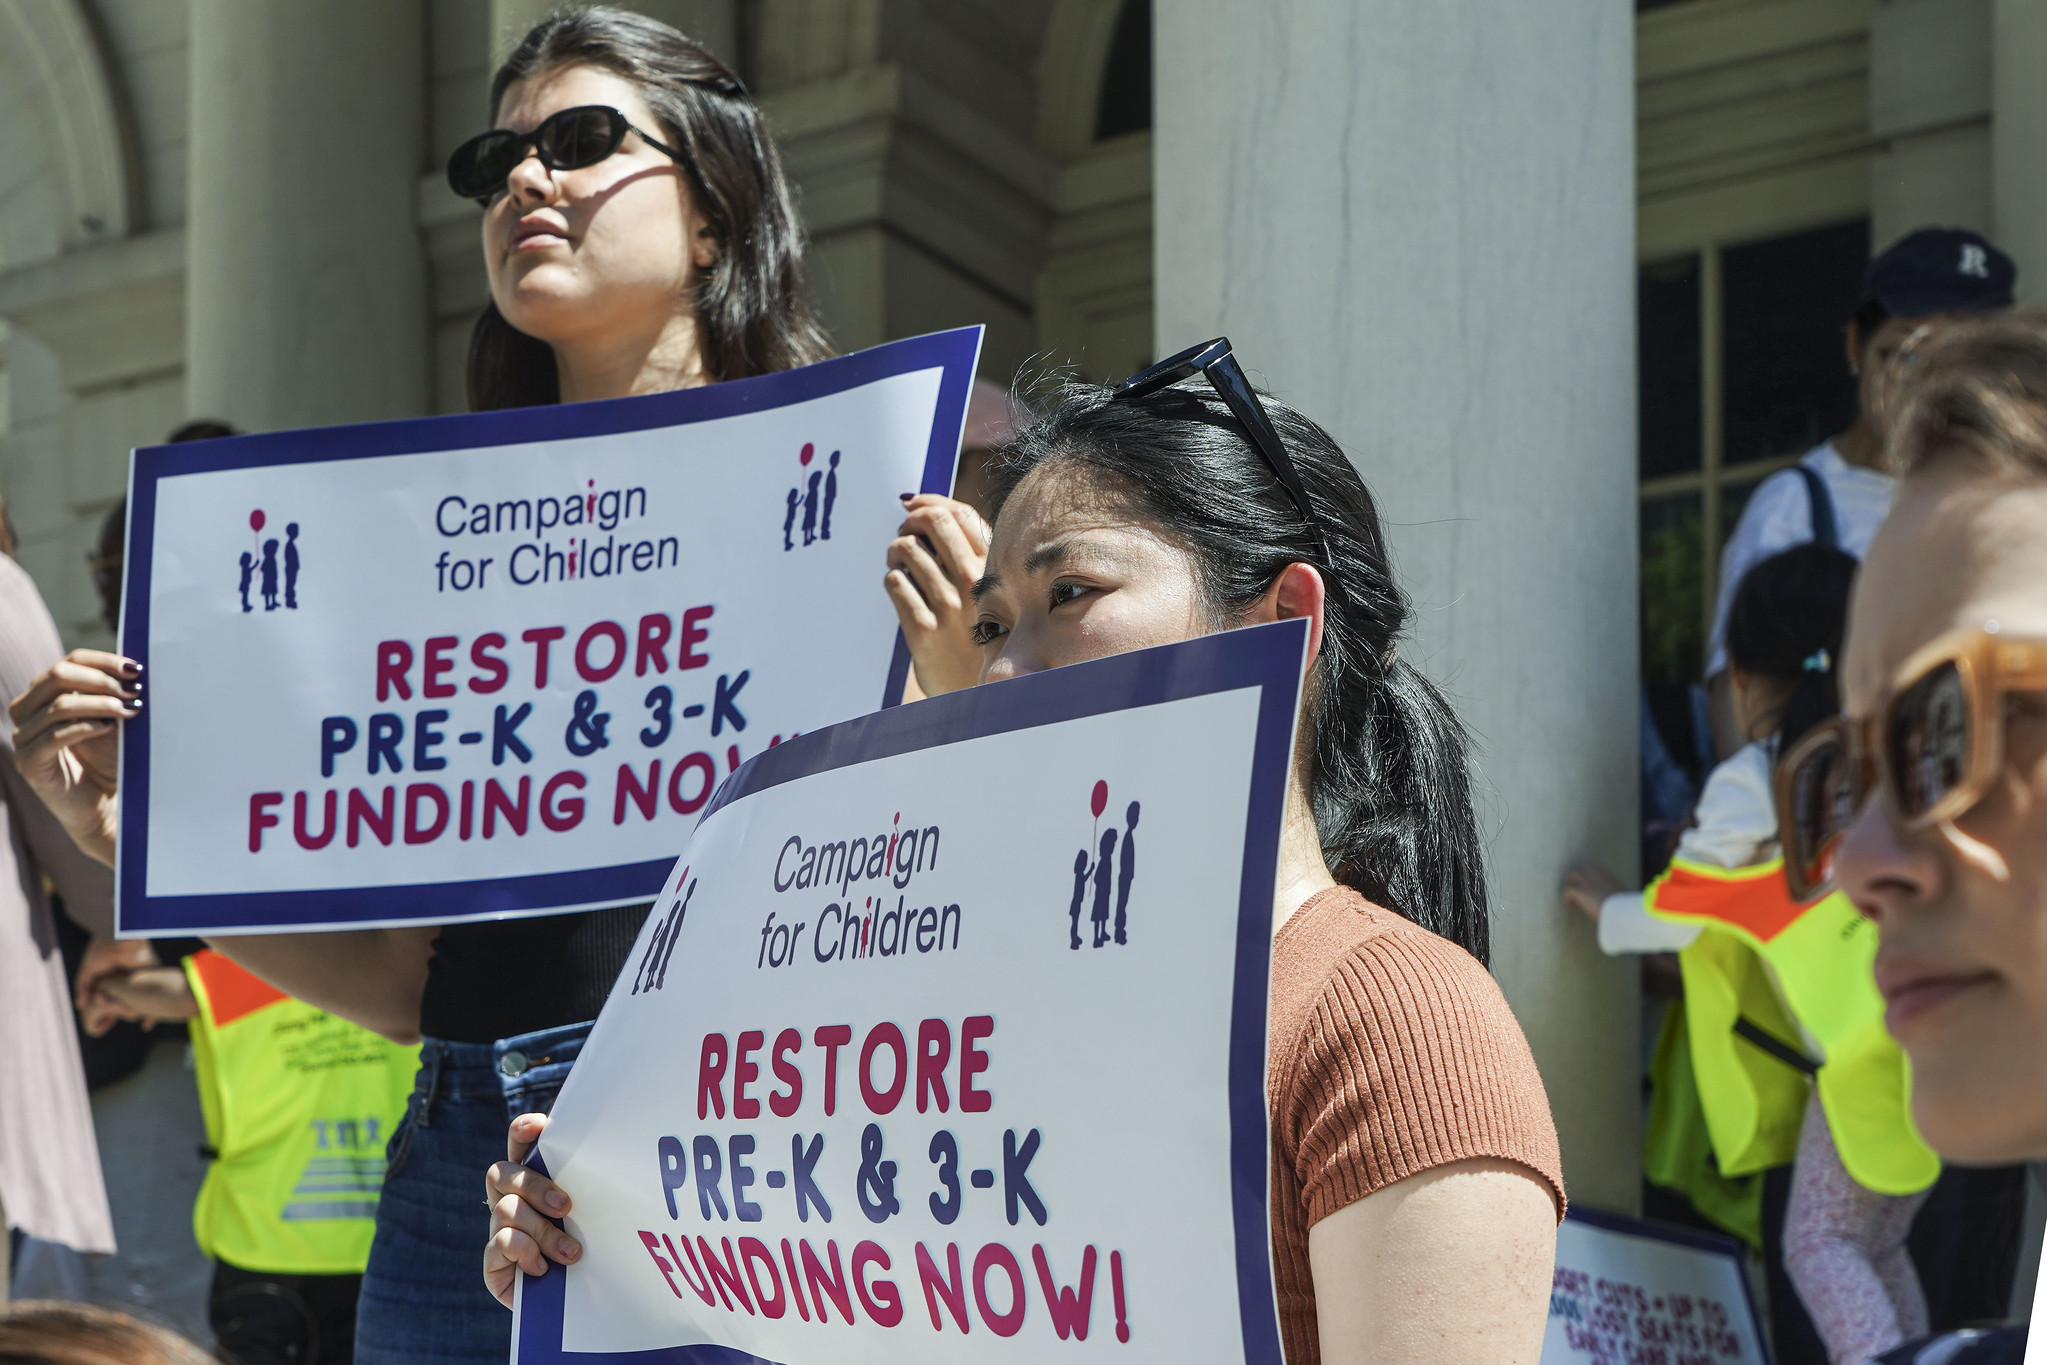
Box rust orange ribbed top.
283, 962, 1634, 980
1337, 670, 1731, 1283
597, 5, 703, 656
1268, 886, 1566, 1364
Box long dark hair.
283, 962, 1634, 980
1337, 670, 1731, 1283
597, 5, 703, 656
469, 7, 831, 409
1724, 543, 1858, 754
989, 381, 1492, 964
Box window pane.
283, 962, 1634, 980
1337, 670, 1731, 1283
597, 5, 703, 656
1639, 254, 1702, 480
1721, 471, 1770, 534
1642, 492, 1704, 687
1722, 219, 1869, 467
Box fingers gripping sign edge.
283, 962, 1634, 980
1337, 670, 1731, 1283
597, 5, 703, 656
485, 1113, 578, 1309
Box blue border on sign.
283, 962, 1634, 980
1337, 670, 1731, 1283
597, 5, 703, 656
116, 328, 980, 935
1564, 1206, 1774, 1365
513, 618, 1307, 1365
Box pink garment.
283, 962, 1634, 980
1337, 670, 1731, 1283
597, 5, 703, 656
1783, 1093, 1930, 1365
0, 551, 116, 1253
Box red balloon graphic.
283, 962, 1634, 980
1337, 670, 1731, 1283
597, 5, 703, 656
799, 442, 815, 466
1090, 781, 1108, 819
249, 509, 266, 532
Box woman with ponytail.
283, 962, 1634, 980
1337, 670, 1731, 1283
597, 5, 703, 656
488, 355, 1566, 1364
1566, 544, 1934, 1365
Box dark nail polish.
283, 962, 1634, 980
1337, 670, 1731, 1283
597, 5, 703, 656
899, 492, 915, 501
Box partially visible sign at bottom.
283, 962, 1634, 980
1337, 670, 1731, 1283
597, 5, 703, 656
1543, 1208, 1768, 1365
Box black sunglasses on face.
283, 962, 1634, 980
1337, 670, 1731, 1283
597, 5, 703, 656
446, 105, 687, 205
1109, 338, 1329, 561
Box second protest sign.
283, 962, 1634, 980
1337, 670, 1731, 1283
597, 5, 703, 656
514, 620, 1308, 1364
117, 328, 979, 936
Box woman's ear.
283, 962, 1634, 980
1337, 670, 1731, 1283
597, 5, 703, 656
683, 195, 721, 270
1252, 562, 1326, 673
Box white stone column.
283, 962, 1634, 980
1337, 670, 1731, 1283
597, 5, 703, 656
1156, 2, 1642, 1207
1993, 0, 2047, 301
185, 0, 428, 431
1871, 0, 1991, 250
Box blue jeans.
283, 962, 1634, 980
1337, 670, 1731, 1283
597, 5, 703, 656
354, 1022, 588, 1365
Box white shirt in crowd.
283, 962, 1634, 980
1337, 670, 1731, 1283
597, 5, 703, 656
1704, 440, 1895, 678
1598, 740, 1779, 955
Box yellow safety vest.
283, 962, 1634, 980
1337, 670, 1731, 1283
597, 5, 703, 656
184, 950, 420, 1274
1641, 1003, 1763, 1250
1646, 857, 1938, 1196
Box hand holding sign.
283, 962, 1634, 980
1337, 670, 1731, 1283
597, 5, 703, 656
8, 648, 141, 867
884, 493, 990, 698
486, 1112, 580, 1307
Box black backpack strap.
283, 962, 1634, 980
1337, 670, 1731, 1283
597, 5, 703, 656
1792, 463, 1839, 549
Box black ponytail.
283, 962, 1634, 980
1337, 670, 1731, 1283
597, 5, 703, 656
1723, 543, 1859, 754
988, 381, 1491, 965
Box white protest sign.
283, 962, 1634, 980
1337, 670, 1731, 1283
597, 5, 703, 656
116, 329, 980, 936
512, 620, 1308, 1365
1543, 1208, 1768, 1365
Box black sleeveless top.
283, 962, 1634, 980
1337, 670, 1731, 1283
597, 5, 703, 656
419, 904, 650, 1043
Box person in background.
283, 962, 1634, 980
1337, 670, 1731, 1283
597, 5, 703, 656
1705, 227, 2016, 760
1700, 227, 2029, 1344
945, 376, 1027, 514
86, 949, 417, 1365
0, 494, 117, 1300
6, 13, 833, 1364
1779, 311, 2047, 1365
0, 1301, 219, 1365
1568, 543, 1939, 1365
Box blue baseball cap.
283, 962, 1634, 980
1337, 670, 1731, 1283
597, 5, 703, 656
1860, 226, 2016, 319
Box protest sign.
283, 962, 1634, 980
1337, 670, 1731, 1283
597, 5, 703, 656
1543, 1208, 1768, 1365
511, 619, 1308, 1365
116, 328, 980, 937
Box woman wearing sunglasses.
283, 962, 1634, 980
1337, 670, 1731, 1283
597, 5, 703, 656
1776, 314, 2047, 1365
488, 345, 1566, 1364
12, 11, 835, 1365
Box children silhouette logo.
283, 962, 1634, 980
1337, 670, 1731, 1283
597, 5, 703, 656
240, 509, 302, 613
631, 872, 694, 995
782, 442, 842, 551
1069, 780, 1139, 950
